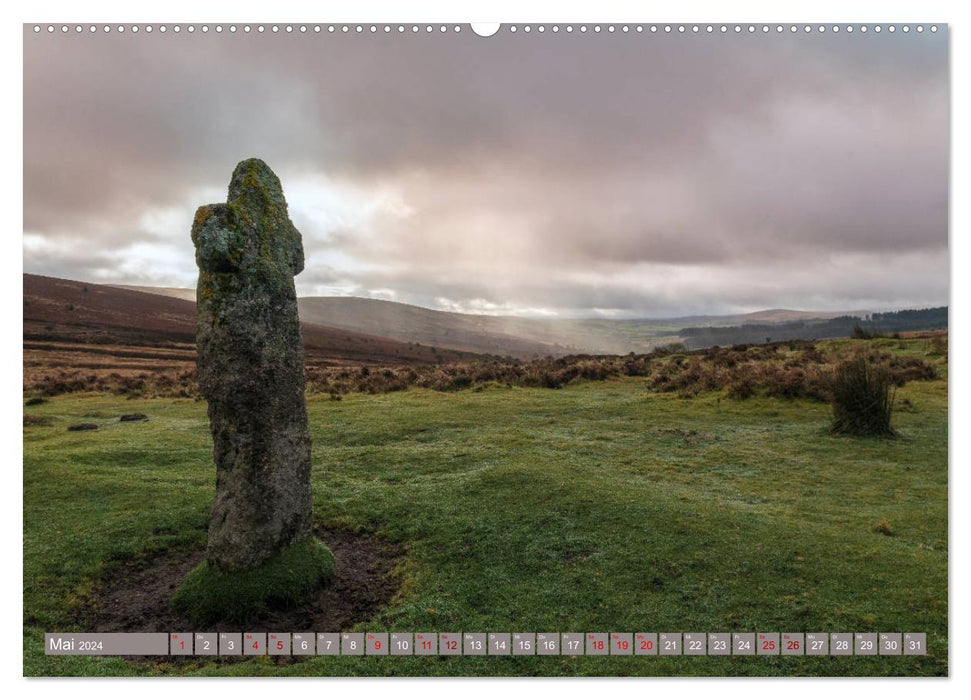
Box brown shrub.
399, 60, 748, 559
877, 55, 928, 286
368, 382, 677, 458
872, 519, 895, 536
23, 336, 941, 402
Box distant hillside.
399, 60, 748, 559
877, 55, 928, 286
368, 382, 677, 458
104, 283, 883, 357
107, 285, 575, 356
112, 284, 196, 302
23, 274, 481, 366
680, 308, 948, 350
294, 299, 882, 356
297, 296, 581, 358
721, 308, 872, 324
26, 275, 199, 345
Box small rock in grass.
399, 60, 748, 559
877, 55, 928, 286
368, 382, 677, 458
120, 413, 149, 422
67, 423, 98, 431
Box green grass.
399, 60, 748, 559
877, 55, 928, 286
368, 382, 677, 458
172, 537, 335, 625
23, 346, 947, 676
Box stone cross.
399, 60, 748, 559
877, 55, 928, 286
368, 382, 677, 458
191, 158, 312, 572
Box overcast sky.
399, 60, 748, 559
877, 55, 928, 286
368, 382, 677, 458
23, 25, 948, 318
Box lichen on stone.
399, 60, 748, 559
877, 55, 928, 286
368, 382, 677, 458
190, 158, 319, 573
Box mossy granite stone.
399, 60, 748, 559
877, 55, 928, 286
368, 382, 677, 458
191, 158, 313, 572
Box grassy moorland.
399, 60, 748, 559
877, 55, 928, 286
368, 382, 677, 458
22, 273, 484, 398
23, 337, 947, 676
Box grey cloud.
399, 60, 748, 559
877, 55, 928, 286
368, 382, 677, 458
23, 26, 948, 317
334, 246, 948, 319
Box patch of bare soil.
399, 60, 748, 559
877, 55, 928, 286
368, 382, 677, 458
78, 526, 404, 648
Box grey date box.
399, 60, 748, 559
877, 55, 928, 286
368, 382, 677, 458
683, 632, 706, 656
757, 632, 780, 655
390, 632, 413, 655
904, 633, 926, 656
439, 632, 462, 655
781, 633, 804, 656
610, 632, 633, 655
194, 633, 217, 656
855, 632, 878, 656
366, 632, 389, 655
268, 632, 290, 655
879, 633, 902, 655
243, 632, 265, 656
513, 633, 535, 655
634, 633, 658, 656
415, 632, 437, 655
586, 632, 608, 655
659, 632, 681, 655
488, 632, 510, 655
830, 633, 853, 656
733, 633, 755, 655
218, 633, 242, 656
463, 633, 486, 656
805, 633, 828, 656
342, 633, 364, 655
537, 633, 559, 655
708, 633, 731, 656
170, 632, 192, 656
561, 633, 584, 655
317, 633, 340, 655
292, 633, 315, 655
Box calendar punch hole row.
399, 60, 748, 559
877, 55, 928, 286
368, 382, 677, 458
46, 632, 928, 656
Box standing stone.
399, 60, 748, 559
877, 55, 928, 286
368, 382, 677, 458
191, 158, 312, 572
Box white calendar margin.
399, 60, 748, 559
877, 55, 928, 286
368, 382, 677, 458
2, 0, 965, 698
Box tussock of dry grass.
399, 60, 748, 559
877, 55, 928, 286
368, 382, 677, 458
24, 336, 943, 403
872, 519, 896, 537
830, 357, 896, 437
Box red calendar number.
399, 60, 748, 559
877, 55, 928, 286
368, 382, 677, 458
592, 640, 604, 651
787, 640, 800, 651
640, 640, 653, 650
617, 640, 629, 651
446, 640, 457, 651
762, 640, 775, 651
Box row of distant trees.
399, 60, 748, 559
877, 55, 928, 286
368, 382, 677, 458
679, 307, 947, 350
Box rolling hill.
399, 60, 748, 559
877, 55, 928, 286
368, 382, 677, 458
112, 284, 197, 302
23, 274, 483, 372
110, 283, 877, 357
